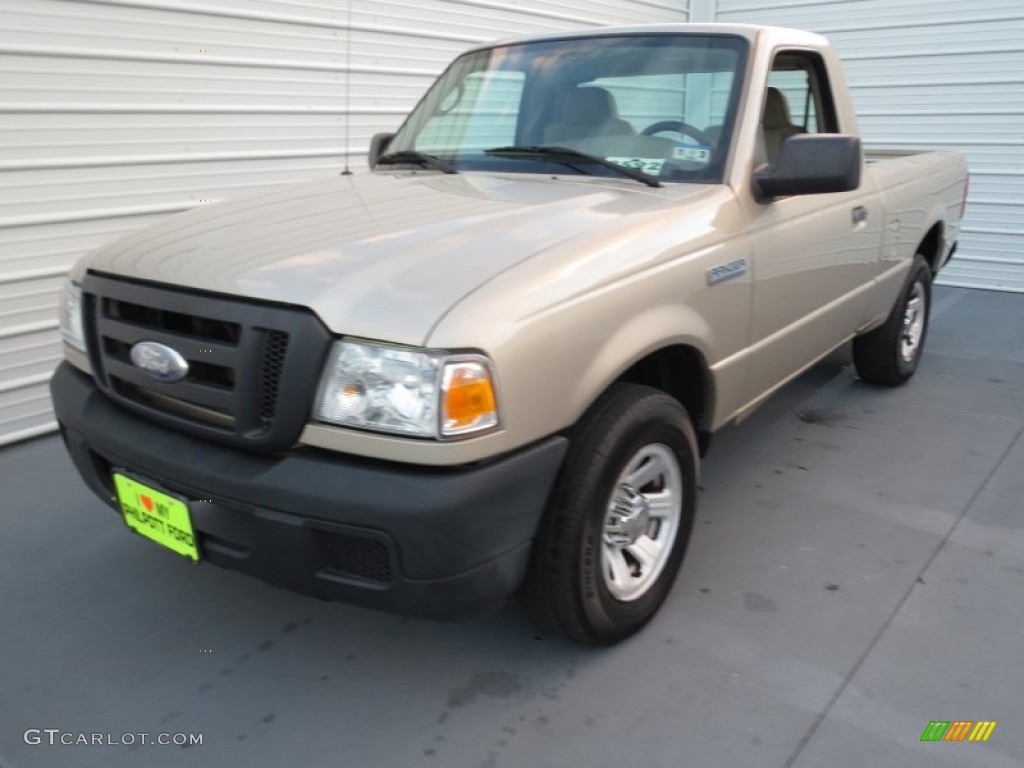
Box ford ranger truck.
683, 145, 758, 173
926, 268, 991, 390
51, 24, 969, 645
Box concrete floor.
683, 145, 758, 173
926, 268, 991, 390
2, 286, 1022, 768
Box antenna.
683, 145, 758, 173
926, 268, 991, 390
341, 0, 353, 175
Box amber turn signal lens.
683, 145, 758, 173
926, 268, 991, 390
442, 361, 498, 435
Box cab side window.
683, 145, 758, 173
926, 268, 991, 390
762, 52, 838, 164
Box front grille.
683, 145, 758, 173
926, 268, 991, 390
321, 532, 394, 584
83, 272, 332, 452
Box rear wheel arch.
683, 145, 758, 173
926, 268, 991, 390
918, 222, 944, 274
853, 254, 932, 386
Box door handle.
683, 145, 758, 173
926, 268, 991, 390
852, 206, 869, 227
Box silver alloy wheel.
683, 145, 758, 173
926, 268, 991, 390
900, 280, 927, 363
601, 443, 683, 602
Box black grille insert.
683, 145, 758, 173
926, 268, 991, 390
260, 330, 289, 421
105, 297, 241, 344
83, 272, 332, 452
322, 532, 394, 584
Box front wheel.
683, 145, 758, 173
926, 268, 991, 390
853, 254, 933, 386
523, 383, 698, 645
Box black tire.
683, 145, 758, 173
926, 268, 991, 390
853, 255, 932, 386
523, 383, 698, 645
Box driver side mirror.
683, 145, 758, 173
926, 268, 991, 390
368, 133, 396, 168
755, 134, 862, 201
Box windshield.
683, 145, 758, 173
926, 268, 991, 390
386, 34, 749, 184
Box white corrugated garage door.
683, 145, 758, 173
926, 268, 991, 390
713, 0, 1024, 294
0, 0, 689, 447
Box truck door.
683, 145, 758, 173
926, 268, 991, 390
742, 50, 883, 404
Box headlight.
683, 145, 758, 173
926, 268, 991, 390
59, 280, 86, 352
314, 340, 499, 439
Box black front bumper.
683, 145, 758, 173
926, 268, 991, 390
51, 363, 567, 619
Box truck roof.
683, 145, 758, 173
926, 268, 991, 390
477, 23, 829, 52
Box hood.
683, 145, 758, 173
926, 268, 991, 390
83, 171, 711, 345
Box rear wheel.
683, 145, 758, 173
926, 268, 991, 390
853, 255, 932, 386
524, 383, 698, 645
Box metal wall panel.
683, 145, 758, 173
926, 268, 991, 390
0, 0, 689, 446
715, 0, 1024, 293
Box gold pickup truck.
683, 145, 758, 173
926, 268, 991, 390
51, 24, 969, 644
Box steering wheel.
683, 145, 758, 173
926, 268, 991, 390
641, 120, 712, 145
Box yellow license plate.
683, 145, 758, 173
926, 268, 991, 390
113, 473, 200, 562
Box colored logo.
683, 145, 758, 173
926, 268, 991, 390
921, 721, 997, 742
130, 341, 190, 383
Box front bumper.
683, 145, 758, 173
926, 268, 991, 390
51, 363, 567, 619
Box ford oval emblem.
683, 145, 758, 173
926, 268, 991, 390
130, 341, 190, 383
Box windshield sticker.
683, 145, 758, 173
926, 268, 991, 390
606, 157, 665, 175
673, 144, 712, 164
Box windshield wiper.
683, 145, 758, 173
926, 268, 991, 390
376, 150, 457, 174
484, 145, 662, 188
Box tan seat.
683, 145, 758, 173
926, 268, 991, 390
703, 124, 724, 146
544, 87, 634, 145
762, 87, 804, 164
